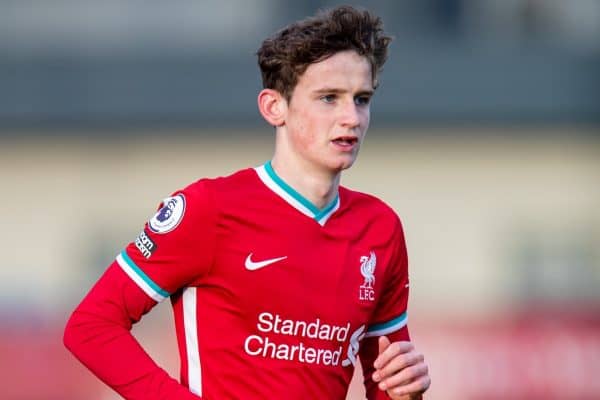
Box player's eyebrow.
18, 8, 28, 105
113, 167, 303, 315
355, 89, 375, 97
313, 87, 375, 96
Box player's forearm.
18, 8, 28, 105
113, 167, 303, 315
361, 329, 414, 400
64, 310, 198, 400
63, 264, 200, 400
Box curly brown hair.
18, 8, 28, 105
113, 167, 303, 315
257, 5, 392, 101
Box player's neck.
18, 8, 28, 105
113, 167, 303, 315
270, 156, 340, 210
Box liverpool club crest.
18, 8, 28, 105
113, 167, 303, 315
359, 251, 376, 301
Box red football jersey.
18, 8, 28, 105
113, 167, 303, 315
68, 162, 410, 400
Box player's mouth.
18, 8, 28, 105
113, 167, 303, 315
331, 136, 359, 151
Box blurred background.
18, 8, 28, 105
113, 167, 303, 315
1, 1, 599, 399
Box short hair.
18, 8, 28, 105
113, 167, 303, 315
257, 5, 392, 101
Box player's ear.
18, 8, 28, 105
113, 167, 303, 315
257, 89, 286, 127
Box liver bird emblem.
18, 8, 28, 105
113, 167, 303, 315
360, 251, 376, 288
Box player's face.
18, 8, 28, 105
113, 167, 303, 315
284, 50, 373, 174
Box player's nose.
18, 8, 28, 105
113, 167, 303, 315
338, 102, 361, 129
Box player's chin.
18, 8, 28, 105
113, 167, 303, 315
330, 155, 358, 171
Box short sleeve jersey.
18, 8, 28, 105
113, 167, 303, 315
117, 162, 410, 399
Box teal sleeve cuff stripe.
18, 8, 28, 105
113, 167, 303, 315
120, 250, 170, 298
367, 311, 408, 334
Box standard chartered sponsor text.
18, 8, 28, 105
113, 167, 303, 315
244, 312, 351, 366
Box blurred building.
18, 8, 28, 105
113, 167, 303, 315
0, 0, 599, 128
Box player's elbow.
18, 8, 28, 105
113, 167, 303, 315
63, 312, 79, 354
63, 310, 90, 357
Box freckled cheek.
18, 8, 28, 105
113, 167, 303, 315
289, 120, 314, 151
359, 111, 370, 138
361, 109, 370, 126
296, 111, 323, 146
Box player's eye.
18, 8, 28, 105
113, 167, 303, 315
354, 95, 371, 106
320, 94, 336, 104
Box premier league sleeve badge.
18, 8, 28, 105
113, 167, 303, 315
148, 194, 186, 234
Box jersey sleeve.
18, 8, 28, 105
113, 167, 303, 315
367, 216, 410, 340
64, 263, 201, 400
64, 179, 217, 400
116, 179, 218, 302
360, 217, 411, 400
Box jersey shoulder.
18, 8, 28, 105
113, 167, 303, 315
153, 167, 256, 229
182, 167, 256, 200
339, 186, 403, 233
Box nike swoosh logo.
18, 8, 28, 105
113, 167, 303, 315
245, 253, 288, 271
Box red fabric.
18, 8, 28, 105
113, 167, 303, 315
64, 166, 412, 399
63, 263, 200, 400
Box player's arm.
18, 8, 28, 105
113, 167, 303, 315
64, 262, 200, 400
359, 217, 430, 399
370, 334, 430, 399
360, 319, 427, 400
64, 181, 217, 400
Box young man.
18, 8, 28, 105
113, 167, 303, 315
64, 6, 430, 400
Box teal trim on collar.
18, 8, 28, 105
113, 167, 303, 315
264, 161, 339, 220
315, 195, 339, 221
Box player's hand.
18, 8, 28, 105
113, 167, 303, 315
372, 336, 430, 399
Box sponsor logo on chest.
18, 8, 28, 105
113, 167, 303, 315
243, 312, 367, 368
